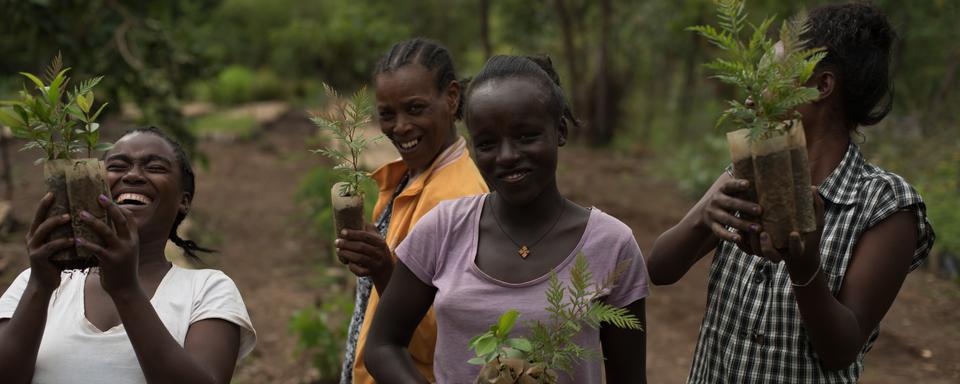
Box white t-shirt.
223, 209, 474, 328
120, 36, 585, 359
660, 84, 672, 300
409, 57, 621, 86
0, 265, 256, 384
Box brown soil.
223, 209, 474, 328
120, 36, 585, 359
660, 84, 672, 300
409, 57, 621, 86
790, 147, 817, 233
43, 160, 78, 268
65, 159, 110, 269
333, 201, 364, 234
731, 157, 760, 224
753, 149, 796, 250
0, 112, 957, 383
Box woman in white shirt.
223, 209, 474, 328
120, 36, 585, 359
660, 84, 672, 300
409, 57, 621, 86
0, 127, 256, 384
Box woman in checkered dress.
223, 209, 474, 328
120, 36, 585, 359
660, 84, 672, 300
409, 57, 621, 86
648, 3, 935, 383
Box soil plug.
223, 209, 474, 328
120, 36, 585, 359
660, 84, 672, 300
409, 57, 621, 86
788, 122, 816, 233
751, 133, 797, 250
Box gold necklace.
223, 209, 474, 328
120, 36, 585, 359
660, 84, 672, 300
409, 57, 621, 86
488, 195, 566, 258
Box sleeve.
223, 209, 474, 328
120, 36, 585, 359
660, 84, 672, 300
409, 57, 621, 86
191, 271, 257, 360
395, 202, 446, 287
0, 269, 32, 319
866, 177, 935, 272
602, 234, 650, 308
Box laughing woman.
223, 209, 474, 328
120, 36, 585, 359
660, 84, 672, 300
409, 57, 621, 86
336, 38, 488, 384
365, 55, 648, 383
0, 127, 256, 384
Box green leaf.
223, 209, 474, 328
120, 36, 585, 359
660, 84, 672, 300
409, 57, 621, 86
90, 102, 108, 121
20, 72, 45, 90
47, 68, 69, 106
506, 337, 533, 352
93, 142, 114, 152
0, 109, 24, 129
496, 310, 519, 337
475, 335, 498, 356
76, 92, 92, 114
467, 356, 487, 365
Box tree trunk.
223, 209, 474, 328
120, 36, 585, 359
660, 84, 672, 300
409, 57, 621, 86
480, 0, 493, 59
0, 127, 11, 201
676, 22, 701, 137
551, 0, 582, 140
590, 0, 612, 146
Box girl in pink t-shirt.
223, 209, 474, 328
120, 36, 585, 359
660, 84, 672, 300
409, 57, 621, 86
366, 55, 648, 383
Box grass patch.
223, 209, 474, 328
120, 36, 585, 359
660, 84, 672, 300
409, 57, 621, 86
189, 112, 260, 140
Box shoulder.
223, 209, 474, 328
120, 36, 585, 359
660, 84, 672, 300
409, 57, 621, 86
858, 162, 925, 208
421, 194, 486, 227
167, 266, 243, 296
586, 209, 637, 245
422, 154, 488, 197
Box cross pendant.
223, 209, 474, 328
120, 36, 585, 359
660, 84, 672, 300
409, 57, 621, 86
518, 245, 530, 258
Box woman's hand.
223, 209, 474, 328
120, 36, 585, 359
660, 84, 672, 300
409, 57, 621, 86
24, 192, 73, 293
76, 194, 141, 297
758, 187, 826, 274
700, 175, 763, 256
336, 224, 394, 293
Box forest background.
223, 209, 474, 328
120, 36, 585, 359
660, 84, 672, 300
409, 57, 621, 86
0, 0, 957, 383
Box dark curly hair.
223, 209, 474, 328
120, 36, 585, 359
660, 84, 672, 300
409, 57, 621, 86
373, 38, 465, 120
804, 2, 897, 127
465, 55, 581, 130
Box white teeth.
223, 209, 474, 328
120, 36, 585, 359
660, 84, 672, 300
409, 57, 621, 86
504, 172, 527, 181
398, 139, 419, 149
116, 193, 153, 205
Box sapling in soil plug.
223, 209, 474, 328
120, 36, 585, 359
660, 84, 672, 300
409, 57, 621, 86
690, 0, 825, 250
0, 55, 112, 270
310, 84, 380, 235
468, 254, 642, 383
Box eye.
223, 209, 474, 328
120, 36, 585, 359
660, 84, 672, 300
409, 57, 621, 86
407, 104, 425, 115
474, 140, 496, 152
378, 109, 395, 121
146, 164, 169, 173
518, 132, 541, 143
106, 163, 128, 172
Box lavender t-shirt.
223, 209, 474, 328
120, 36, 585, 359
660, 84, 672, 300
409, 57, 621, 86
396, 194, 649, 384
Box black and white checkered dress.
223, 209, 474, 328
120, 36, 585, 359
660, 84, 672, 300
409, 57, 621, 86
688, 143, 935, 383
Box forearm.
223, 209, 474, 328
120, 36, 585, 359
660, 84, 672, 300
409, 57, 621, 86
372, 261, 394, 296
648, 202, 716, 285
788, 257, 863, 370
0, 283, 53, 384
364, 343, 430, 384
111, 288, 220, 384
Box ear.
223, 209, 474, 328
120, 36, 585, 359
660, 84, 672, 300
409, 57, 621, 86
557, 118, 568, 147
812, 70, 836, 102
446, 80, 461, 116
179, 191, 192, 217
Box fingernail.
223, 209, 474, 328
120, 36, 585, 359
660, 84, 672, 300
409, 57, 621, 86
753, 206, 761, 214
335, 239, 341, 246
340, 230, 347, 236
740, 180, 748, 188
750, 224, 760, 232
80, 211, 92, 220
62, 214, 70, 220
75, 238, 83, 245
760, 233, 769, 240
98, 194, 109, 202
45, 192, 53, 199
733, 235, 741, 242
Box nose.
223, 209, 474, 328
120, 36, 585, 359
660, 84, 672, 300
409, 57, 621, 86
495, 140, 520, 167
121, 165, 147, 184
392, 114, 414, 137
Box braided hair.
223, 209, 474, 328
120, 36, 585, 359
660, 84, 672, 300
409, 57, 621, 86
373, 38, 465, 120
465, 55, 580, 130
120, 127, 215, 260
804, 2, 897, 127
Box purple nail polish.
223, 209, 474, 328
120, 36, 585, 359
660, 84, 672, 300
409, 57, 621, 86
751, 224, 760, 232
99, 194, 109, 202
80, 211, 91, 219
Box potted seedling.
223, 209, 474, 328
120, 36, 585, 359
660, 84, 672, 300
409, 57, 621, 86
468, 254, 642, 383
0, 55, 112, 270
690, 0, 825, 251
310, 84, 379, 235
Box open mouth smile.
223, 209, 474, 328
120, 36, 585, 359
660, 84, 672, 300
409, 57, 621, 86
395, 137, 421, 153
115, 192, 154, 208
500, 170, 530, 183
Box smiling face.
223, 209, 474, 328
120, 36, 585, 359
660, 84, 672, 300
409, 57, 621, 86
466, 77, 566, 205
104, 132, 189, 241
375, 64, 459, 175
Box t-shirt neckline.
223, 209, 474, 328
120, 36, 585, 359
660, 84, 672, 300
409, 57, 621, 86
78, 264, 177, 334
469, 194, 596, 288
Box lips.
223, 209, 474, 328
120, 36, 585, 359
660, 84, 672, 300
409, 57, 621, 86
394, 137, 421, 153
498, 169, 531, 183
114, 192, 154, 208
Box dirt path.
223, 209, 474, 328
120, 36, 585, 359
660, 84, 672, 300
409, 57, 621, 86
0, 115, 957, 383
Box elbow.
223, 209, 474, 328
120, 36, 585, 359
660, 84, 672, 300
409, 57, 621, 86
646, 257, 680, 286
816, 347, 861, 372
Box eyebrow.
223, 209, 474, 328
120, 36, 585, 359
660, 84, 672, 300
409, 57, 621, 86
106, 153, 174, 166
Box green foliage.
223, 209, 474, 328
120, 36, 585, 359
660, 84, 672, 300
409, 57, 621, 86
468, 253, 642, 376
309, 84, 380, 198
1, 55, 111, 162
296, 167, 378, 245
205, 66, 288, 105
689, 0, 825, 141
289, 294, 354, 381
188, 111, 259, 140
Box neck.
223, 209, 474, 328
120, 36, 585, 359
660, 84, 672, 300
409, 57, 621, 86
138, 236, 172, 267
493, 183, 565, 228
804, 115, 851, 186
410, 129, 458, 180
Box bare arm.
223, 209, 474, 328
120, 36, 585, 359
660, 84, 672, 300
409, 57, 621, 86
364, 261, 436, 383
600, 299, 646, 383
648, 173, 762, 285
760, 202, 918, 370
0, 193, 74, 384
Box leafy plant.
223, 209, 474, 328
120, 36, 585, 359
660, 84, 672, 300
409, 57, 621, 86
289, 294, 354, 382
309, 84, 379, 198
0, 55, 111, 163
468, 253, 642, 381
689, 0, 826, 141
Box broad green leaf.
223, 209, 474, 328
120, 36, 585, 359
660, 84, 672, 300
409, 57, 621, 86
506, 337, 533, 352
496, 310, 519, 337
467, 356, 487, 365
475, 335, 498, 356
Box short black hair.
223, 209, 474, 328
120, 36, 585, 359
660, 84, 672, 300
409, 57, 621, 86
118, 126, 214, 259
465, 55, 580, 130
804, 2, 896, 127
373, 38, 464, 120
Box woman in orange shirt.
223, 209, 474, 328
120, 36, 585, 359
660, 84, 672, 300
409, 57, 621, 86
335, 38, 488, 383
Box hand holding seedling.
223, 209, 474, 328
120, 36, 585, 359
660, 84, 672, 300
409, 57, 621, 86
758, 187, 825, 270
76, 195, 142, 296
700, 173, 764, 256
25, 192, 74, 292
335, 224, 394, 293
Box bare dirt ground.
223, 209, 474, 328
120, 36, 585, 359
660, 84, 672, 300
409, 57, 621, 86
0, 114, 957, 383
